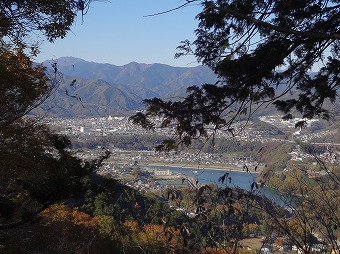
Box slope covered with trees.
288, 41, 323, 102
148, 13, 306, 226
34, 57, 219, 117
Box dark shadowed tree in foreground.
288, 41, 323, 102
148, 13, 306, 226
0, 118, 110, 229
0, 0, 95, 126
130, 1, 339, 253
131, 0, 339, 150
0, 0, 105, 229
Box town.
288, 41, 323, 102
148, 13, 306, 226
41, 115, 339, 193
42, 114, 333, 143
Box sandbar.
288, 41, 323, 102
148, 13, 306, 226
140, 161, 261, 173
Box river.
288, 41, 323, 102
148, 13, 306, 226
150, 165, 258, 190
145, 165, 288, 207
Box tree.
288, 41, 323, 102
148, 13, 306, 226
0, 0, 94, 127
0, 118, 110, 229
130, 1, 339, 253
1, 0, 91, 45
0, 0, 104, 230
0, 48, 54, 127
130, 0, 339, 150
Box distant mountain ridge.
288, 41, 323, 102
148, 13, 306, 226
37, 57, 218, 117
43, 57, 217, 98
35, 57, 336, 119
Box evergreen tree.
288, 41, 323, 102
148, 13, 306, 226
131, 0, 339, 150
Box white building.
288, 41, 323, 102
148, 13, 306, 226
154, 169, 171, 176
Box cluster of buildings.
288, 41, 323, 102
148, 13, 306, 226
44, 115, 287, 142
259, 115, 319, 129
44, 115, 338, 167
96, 160, 186, 193
289, 145, 340, 165
44, 115, 181, 137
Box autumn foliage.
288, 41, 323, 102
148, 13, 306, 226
41, 203, 185, 253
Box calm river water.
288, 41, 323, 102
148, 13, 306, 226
147, 165, 258, 189
145, 165, 286, 206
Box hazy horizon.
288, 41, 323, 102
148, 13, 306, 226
34, 1, 202, 68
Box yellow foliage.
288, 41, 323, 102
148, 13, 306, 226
124, 220, 139, 231
70, 208, 97, 228
122, 221, 183, 252
198, 247, 255, 254
42, 203, 96, 228
199, 247, 229, 253
42, 203, 72, 222
248, 223, 258, 233
43, 205, 185, 252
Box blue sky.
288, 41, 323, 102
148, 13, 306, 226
34, 1, 202, 67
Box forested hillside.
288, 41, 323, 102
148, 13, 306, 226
33, 57, 218, 117
37, 77, 143, 117
44, 57, 217, 98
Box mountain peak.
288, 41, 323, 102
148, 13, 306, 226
38, 56, 218, 117
52, 56, 87, 65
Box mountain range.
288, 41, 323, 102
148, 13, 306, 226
36, 57, 217, 117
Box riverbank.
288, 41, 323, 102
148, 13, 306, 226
140, 161, 260, 173
143, 163, 259, 190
